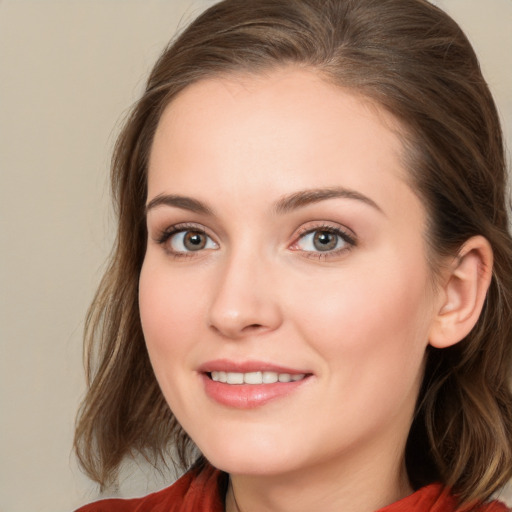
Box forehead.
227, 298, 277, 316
148, 68, 420, 224
151, 68, 406, 166
154, 68, 405, 154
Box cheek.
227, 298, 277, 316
290, 255, 433, 384
300, 270, 431, 436
138, 258, 204, 367
138, 257, 214, 417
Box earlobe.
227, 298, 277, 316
429, 236, 493, 349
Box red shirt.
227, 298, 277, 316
75, 464, 509, 512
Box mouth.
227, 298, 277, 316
199, 360, 312, 408
208, 371, 307, 384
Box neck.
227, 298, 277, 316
225, 443, 412, 512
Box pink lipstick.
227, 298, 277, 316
198, 359, 312, 409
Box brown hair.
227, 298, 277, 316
74, 0, 512, 506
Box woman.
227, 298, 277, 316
74, 0, 512, 510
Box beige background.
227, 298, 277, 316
1, 1, 511, 511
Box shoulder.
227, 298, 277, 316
480, 501, 510, 512
377, 484, 510, 512
74, 464, 227, 512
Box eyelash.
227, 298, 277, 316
155, 223, 216, 259
154, 222, 357, 260
291, 224, 357, 260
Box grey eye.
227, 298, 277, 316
297, 230, 347, 252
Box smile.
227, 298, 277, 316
210, 371, 307, 384
199, 361, 312, 408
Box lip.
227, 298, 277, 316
198, 359, 312, 409
198, 359, 309, 375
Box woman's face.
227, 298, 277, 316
139, 69, 441, 479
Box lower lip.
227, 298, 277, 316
201, 374, 310, 409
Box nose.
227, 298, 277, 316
207, 249, 283, 339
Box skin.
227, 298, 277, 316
139, 68, 448, 512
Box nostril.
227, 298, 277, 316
242, 324, 264, 332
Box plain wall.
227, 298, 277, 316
0, 1, 510, 511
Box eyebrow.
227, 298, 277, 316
274, 187, 384, 215
145, 186, 383, 217
145, 194, 214, 215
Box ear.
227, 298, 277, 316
429, 236, 493, 349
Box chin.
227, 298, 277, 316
193, 428, 303, 476
206, 452, 299, 477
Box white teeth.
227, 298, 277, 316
226, 372, 244, 384
262, 371, 279, 383
244, 371, 262, 384
210, 371, 306, 384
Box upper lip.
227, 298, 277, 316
198, 359, 310, 375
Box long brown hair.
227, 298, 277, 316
74, 0, 512, 506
